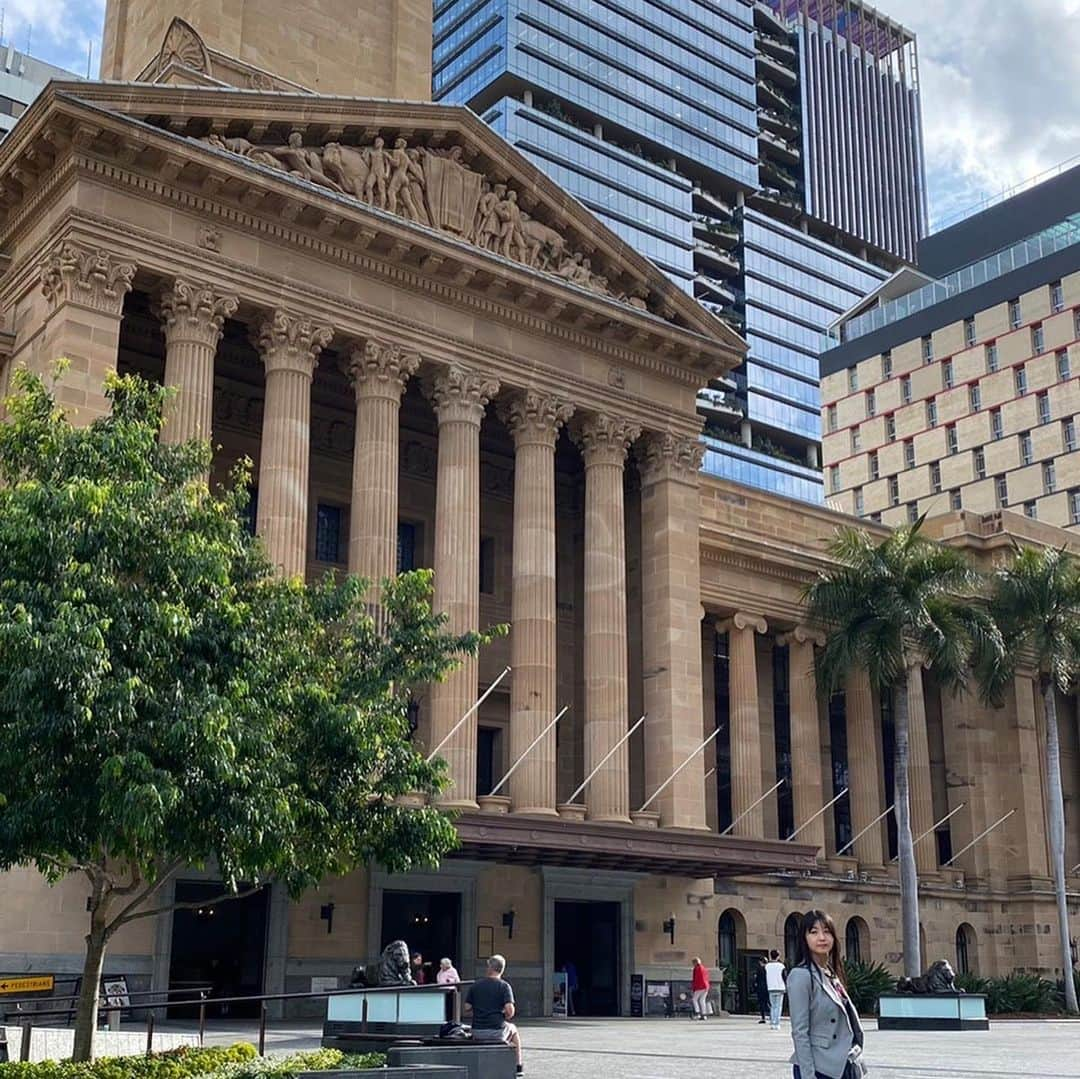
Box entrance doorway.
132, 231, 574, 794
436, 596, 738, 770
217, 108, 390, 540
168, 881, 268, 1017
382, 891, 461, 985
554, 900, 620, 1016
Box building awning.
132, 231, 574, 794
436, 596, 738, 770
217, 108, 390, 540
451, 813, 819, 878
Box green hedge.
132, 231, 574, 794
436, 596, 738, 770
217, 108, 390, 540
954, 971, 1063, 1014
842, 960, 897, 1015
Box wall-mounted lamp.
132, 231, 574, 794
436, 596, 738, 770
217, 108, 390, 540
502, 909, 516, 940
320, 902, 335, 935
662, 914, 676, 946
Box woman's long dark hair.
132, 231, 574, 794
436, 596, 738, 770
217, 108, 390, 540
794, 909, 846, 986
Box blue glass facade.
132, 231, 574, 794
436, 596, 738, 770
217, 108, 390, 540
702, 436, 825, 502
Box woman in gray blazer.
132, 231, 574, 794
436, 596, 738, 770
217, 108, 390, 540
787, 909, 865, 1079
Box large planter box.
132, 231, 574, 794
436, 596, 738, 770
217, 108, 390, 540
878, 992, 988, 1031
388, 1044, 517, 1079
298, 1068, 466, 1079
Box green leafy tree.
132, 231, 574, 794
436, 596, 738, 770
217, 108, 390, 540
982, 545, 1080, 1013
804, 520, 1001, 979
0, 370, 491, 1059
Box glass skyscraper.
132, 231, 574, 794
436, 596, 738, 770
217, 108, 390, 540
433, 0, 921, 502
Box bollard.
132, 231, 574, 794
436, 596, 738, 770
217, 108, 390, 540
145, 1010, 155, 1057
258, 1001, 267, 1056
19, 1020, 31, 1063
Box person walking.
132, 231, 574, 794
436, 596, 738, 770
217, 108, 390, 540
466, 954, 525, 1076
563, 960, 578, 1017
755, 955, 769, 1023
690, 957, 710, 1020
765, 948, 787, 1030
787, 910, 865, 1079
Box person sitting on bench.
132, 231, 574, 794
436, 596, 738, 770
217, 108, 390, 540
465, 953, 524, 1076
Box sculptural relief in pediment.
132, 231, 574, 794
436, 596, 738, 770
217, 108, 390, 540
198, 130, 650, 311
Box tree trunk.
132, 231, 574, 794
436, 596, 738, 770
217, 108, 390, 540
893, 671, 922, 979
72, 922, 110, 1061
1041, 677, 1079, 1014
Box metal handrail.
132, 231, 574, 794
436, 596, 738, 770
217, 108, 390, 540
3, 985, 214, 1011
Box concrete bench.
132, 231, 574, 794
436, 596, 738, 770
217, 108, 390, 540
388, 1044, 517, 1079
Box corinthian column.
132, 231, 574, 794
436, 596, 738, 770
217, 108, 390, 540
500, 390, 573, 815
427, 365, 499, 808
342, 340, 420, 597
905, 660, 937, 874
254, 311, 333, 578
846, 668, 885, 865
728, 611, 767, 837
639, 431, 707, 829
780, 627, 825, 852
575, 413, 640, 822
159, 278, 238, 447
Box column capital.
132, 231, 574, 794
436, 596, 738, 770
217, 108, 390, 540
40, 240, 135, 316
159, 278, 238, 347
726, 611, 768, 635
572, 412, 641, 467
256, 310, 333, 378
427, 364, 499, 426
777, 625, 824, 648
499, 389, 574, 447
638, 430, 705, 485
342, 338, 421, 401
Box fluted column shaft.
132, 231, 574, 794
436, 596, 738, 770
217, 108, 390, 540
159, 279, 238, 447
639, 432, 707, 829
1010, 674, 1050, 879
846, 668, 885, 865
577, 414, 640, 822
502, 391, 572, 815
729, 612, 766, 837
905, 663, 937, 874
344, 341, 420, 594
784, 630, 825, 852
428, 366, 499, 807
255, 311, 333, 579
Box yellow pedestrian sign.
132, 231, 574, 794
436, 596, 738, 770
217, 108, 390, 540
0, 976, 54, 994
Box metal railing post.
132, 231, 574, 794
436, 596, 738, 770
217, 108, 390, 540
19, 1020, 31, 1062
198, 994, 207, 1047
145, 1010, 155, 1057
258, 1001, 267, 1056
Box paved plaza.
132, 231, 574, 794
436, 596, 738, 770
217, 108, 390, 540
191, 1014, 1080, 1079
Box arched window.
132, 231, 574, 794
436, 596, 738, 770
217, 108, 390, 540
845, 917, 870, 964
784, 913, 803, 967
955, 923, 976, 975
717, 908, 745, 969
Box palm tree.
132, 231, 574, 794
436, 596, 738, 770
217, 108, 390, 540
804, 519, 1002, 979
982, 545, 1080, 1014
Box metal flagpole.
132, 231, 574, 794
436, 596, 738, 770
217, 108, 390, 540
566, 714, 647, 806
836, 804, 894, 856
720, 779, 785, 836
426, 666, 511, 762
639, 727, 722, 813
787, 788, 849, 841
891, 804, 965, 861
943, 809, 1016, 867
487, 707, 569, 796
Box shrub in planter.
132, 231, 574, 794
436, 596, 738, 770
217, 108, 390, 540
200, 1050, 386, 1079
0, 1044, 256, 1079
842, 960, 896, 1015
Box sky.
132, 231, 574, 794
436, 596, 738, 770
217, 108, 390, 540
10, 0, 1080, 233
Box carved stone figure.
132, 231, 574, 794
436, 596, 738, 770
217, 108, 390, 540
521, 215, 566, 270
267, 131, 342, 193
387, 137, 425, 221
349, 940, 415, 988
896, 960, 962, 994
364, 136, 390, 208
322, 142, 369, 198
475, 184, 501, 252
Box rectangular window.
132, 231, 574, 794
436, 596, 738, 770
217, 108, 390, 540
995, 474, 1008, 508
885, 414, 896, 442
926, 398, 938, 427
974, 447, 986, 479
888, 476, 900, 507
854, 487, 864, 516
985, 343, 999, 372
964, 317, 976, 347
1064, 417, 1077, 452
907, 502, 919, 524
851, 426, 861, 453
865, 389, 876, 417
1057, 349, 1071, 380
868, 451, 880, 480
946, 424, 959, 455
882, 351, 893, 379
830, 464, 840, 493
990, 409, 1003, 440
242, 487, 259, 536
1032, 324, 1045, 355
1075, 310, 1080, 339
950, 489, 962, 511
930, 461, 942, 493
904, 439, 915, 469
1044, 461, 1056, 494
1009, 297, 1022, 329
827, 403, 838, 432
922, 335, 933, 364
1019, 431, 1033, 465
397, 521, 417, 572
1038, 391, 1051, 425
479, 536, 496, 594
1024, 501, 1037, 520
943, 359, 954, 388
1071, 489, 1080, 527
1051, 280, 1064, 313
901, 375, 912, 404
1015, 366, 1027, 395
315, 504, 343, 564
969, 383, 981, 412
870, 511, 882, 523
848, 367, 858, 392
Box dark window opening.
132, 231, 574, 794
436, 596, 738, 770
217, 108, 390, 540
476, 725, 500, 797
397, 521, 417, 572
880, 689, 898, 861
479, 536, 496, 595
714, 630, 732, 833
828, 692, 852, 853
241, 487, 258, 536
773, 644, 794, 839
936, 828, 953, 866
784, 913, 802, 968
315, 504, 343, 564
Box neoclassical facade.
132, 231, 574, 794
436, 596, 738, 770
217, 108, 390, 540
0, 24, 1077, 1017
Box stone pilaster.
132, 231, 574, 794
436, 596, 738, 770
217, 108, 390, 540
575, 412, 640, 822
780, 627, 825, 853
427, 364, 499, 808
1008, 674, 1050, 881
728, 611, 767, 837
904, 661, 937, 874
342, 340, 420, 596
638, 431, 707, 830
39, 240, 135, 422
846, 668, 885, 866
500, 390, 573, 816
159, 278, 238, 446
254, 310, 333, 578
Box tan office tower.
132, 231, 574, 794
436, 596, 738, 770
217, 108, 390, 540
100, 0, 434, 99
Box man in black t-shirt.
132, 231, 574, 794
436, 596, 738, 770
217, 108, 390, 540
465, 954, 523, 1075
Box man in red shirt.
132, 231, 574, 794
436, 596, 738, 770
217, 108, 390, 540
690, 957, 710, 1020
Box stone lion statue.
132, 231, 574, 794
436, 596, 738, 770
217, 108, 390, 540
896, 959, 961, 994
349, 940, 416, 988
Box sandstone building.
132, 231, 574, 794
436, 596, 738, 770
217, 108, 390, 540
0, 16, 1077, 1018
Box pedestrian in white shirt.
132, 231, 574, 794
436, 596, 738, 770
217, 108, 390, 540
765, 949, 787, 1030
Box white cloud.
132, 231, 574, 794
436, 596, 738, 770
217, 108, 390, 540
6, 0, 104, 76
